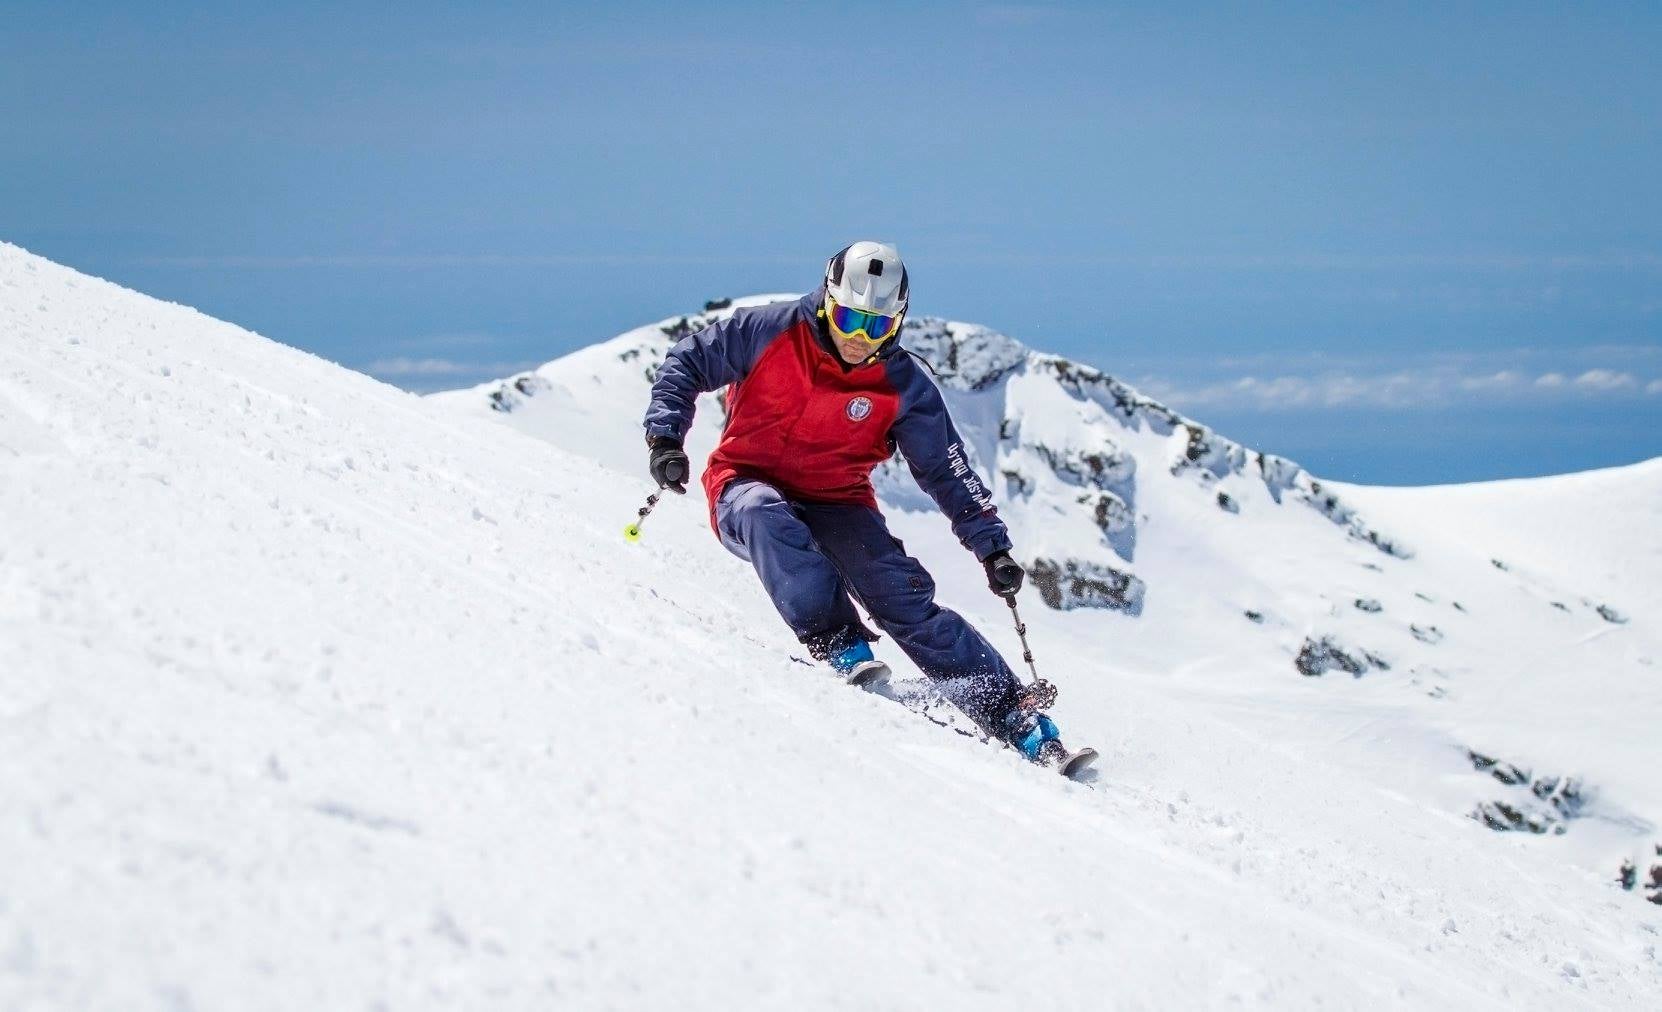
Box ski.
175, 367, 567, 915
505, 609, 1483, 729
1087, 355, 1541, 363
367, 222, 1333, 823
1035, 738, 1098, 780
846, 659, 892, 690
1058, 747, 1098, 781
849, 668, 1099, 784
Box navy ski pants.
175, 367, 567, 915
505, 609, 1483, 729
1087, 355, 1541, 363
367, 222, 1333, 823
715, 477, 1021, 732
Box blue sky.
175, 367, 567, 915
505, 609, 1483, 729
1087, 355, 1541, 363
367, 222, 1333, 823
4, 1, 1658, 483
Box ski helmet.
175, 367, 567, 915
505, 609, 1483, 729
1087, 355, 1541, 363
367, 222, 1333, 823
824, 241, 909, 316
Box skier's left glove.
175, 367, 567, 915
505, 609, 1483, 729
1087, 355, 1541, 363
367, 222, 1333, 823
983, 550, 1024, 598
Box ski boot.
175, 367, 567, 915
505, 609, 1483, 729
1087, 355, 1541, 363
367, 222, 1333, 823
1003, 708, 1097, 779
830, 640, 891, 690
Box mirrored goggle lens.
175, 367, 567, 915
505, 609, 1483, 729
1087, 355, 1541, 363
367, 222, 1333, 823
830, 302, 900, 342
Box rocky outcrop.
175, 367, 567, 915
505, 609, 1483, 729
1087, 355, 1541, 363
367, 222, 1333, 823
1595, 603, 1629, 624
485, 373, 551, 413
1028, 558, 1146, 613
899, 318, 1026, 391
1029, 442, 1136, 491
1410, 624, 1444, 644
1617, 846, 1662, 905
1467, 750, 1586, 836
1078, 490, 1133, 535
1175, 424, 1247, 481
1035, 356, 1184, 432
1299, 479, 1412, 558
1295, 635, 1389, 677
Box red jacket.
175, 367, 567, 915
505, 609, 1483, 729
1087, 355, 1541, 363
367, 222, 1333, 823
644, 290, 1010, 561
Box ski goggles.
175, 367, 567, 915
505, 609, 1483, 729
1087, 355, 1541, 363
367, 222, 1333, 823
826, 296, 904, 345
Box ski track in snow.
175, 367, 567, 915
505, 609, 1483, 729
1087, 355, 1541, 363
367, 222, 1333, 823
1, 243, 1659, 1009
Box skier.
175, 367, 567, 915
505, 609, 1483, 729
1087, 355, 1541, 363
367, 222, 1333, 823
643, 241, 1076, 766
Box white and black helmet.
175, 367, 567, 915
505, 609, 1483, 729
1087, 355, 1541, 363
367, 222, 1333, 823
825, 241, 909, 316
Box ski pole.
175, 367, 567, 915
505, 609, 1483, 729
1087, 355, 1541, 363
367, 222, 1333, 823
622, 490, 665, 543
1005, 596, 1058, 711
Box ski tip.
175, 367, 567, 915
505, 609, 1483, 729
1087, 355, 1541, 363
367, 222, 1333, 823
623, 523, 642, 542
1061, 747, 1099, 781
848, 660, 892, 691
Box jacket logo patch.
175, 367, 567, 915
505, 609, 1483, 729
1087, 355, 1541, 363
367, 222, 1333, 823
846, 396, 873, 422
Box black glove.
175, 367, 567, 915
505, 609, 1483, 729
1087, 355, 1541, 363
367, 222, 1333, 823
983, 550, 1024, 598
647, 436, 689, 494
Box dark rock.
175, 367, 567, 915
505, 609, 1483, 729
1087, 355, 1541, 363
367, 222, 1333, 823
1472, 800, 1563, 835
1030, 442, 1135, 491
659, 316, 696, 340
1410, 624, 1444, 645
1175, 424, 1246, 481
1039, 357, 1174, 427
1256, 453, 1302, 499
1077, 490, 1132, 535
1296, 636, 1372, 677
1596, 604, 1628, 624
1491, 558, 1510, 571
1028, 558, 1146, 613
902, 318, 1026, 391
1216, 491, 1239, 513
1001, 469, 1035, 497
1538, 778, 1585, 819
1466, 749, 1587, 836
1354, 598, 1383, 613
1493, 766, 1531, 789
1468, 750, 1531, 786
1619, 859, 1637, 890
1244, 610, 1265, 624
1296, 478, 1412, 558
702, 297, 732, 312
486, 372, 551, 413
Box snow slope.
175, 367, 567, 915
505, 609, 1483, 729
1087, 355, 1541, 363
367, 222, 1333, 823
3, 244, 1660, 1009
1336, 459, 1662, 625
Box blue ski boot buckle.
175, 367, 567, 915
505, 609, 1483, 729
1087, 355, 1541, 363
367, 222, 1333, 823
1013, 713, 1061, 761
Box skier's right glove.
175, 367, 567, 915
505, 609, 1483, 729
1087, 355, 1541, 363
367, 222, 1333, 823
647, 436, 690, 494
983, 550, 1025, 598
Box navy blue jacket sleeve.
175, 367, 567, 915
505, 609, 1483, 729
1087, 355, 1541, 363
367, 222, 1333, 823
643, 297, 804, 443
886, 359, 1013, 561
